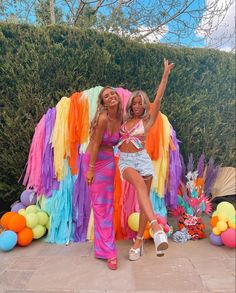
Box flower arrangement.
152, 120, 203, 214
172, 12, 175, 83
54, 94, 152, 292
171, 154, 219, 241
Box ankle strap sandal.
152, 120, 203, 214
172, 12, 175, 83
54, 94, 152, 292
129, 235, 144, 261
150, 219, 168, 257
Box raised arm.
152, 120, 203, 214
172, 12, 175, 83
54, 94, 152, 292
86, 113, 107, 185
146, 58, 174, 130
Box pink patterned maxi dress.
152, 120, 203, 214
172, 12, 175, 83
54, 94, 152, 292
83, 128, 119, 260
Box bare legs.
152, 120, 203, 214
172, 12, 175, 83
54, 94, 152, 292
123, 167, 163, 250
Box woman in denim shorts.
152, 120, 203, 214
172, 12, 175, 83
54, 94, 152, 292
117, 58, 174, 260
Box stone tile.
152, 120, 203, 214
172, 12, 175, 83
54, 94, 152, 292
133, 268, 206, 291
7, 257, 46, 270
190, 257, 233, 275
26, 255, 135, 291
0, 270, 34, 290
200, 273, 236, 292
3, 289, 75, 293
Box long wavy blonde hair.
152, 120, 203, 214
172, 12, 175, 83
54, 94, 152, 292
125, 90, 150, 121
89, 86, 123, 138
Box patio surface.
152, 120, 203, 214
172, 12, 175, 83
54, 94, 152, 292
0, 215, 235, 293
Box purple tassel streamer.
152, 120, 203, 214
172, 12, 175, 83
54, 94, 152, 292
72, 153, 91, 242
187, 153, 194, 172
165, 128, 182, 208
197, 154, 205, 178
204, 157, 220, 196
179, 154, 186, 184
41, 108, 59, 197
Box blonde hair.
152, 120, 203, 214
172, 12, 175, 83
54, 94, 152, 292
89, 86, 123, 137
125, 90, 150, 121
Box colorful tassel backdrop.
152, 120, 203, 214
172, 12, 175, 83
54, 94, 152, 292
23, 86, 182, 244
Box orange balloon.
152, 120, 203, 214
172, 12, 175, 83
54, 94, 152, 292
17, 227, 33, 246
0, 212, 17, 229
210, 216, 219, 228
8, 214, 26, 232
143, 228, 151, 240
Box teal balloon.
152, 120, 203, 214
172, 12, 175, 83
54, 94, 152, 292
0, 230, 17, 251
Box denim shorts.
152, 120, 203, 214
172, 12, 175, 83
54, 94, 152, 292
118, 149, 155, 180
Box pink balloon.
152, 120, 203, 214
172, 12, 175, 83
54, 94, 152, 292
221, 228, 236, 248
157, 216, 167, 225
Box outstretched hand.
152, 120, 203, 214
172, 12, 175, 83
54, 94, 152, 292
163, 58, 175, 75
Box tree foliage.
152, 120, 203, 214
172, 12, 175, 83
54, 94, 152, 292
0, 0, 234, 48
0, 24, 235, 205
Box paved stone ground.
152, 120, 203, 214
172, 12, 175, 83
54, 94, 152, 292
0, 215, 235, 293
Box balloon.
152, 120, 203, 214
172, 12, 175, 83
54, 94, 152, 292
217, 213, 228, 222
143, 228, 151, 239
11, 202, 26, 213
212, 211, 218, 217
221, 228, 236, 248
18, 209, 26, 216
216, 202, 235, 219
25, 213, 38, 228
157, 216, 167, 225
0, 212, 17, 230
128, 212, 140, 232
37, 211, 49, 226
163, 224, 170, 233
26, 205, 40, 214
228, 216, 236, 230
8, 214, 26, 233
0, 230, 17, 251
212, 227, 221, 235
210, 216, 218, 228
216, 220, 228, 232
20, 190, 37, 206
149, 228, 154, 238
17, 227, 33, 246
32, 225, 46, 239
209, 232, 223, 246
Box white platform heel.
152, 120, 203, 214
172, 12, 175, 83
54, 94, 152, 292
129, 235, 144, 261
150, 219, 168, 257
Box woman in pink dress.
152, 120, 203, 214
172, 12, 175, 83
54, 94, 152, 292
84, 87, 122, 270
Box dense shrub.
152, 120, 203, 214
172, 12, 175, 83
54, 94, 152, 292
0, 23, 235, 205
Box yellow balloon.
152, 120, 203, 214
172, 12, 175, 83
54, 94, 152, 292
212, 226, 221, 235
149, 228, 154, 238
32, 225, 46, 239
128, 212, 140, 232
212, 211, 218, 217
216, 202, 235, 219
228, 216, 236, 229
25, 213, 38, 229
26, 205, 40, 215
18, 209, 26, 216
218, 213, 228, 222
37, 211, 49, 226
216, 220, 228, 232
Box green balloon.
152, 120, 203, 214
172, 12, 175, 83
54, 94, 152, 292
26, 213, 39, 228
32, 225, 46, 239
26, 205, 40, 214
37, 211, 49, 226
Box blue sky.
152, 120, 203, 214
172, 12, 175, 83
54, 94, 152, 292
2, 0, 235, 51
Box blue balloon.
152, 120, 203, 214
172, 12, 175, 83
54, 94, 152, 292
0, 230, 17, 251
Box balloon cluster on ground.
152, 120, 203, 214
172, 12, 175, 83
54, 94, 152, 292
0, 190, 49, 252
210, 201, 236, 248
127, 212, 172, 239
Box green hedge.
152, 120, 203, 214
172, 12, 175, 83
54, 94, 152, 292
0, 23, 235, 204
